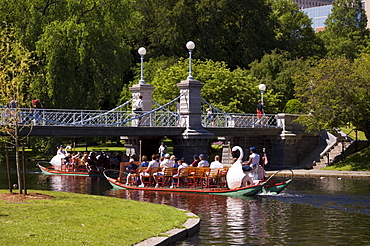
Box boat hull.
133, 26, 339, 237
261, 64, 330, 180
104, 175, 264, 197
262, 179, 292, 194
37, 163, 104, 177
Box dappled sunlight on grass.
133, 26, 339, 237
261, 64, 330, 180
324, 147, 370, 171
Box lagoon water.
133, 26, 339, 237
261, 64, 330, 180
1, 165, 370, 245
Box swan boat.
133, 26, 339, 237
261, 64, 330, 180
103, 146, 293, 197
37, 162, 114, 177
103, 170, 266, 197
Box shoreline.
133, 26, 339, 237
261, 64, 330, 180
266, 169, 370, 179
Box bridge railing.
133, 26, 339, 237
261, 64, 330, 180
1, 108, 278, 128
201, 113, 278, 128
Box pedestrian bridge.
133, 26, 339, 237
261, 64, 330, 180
1, 97, 278, 129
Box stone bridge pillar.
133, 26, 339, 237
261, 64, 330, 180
127, 83, 156, 159
174, 79, 214, 162
129, 83, 154, 127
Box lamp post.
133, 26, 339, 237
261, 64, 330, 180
186, 41, 195, 80
258, 84, 266, 105
138, 47, 146, 84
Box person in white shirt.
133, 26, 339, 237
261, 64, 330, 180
210, 155, 223, 169
243, 147, 264, 181
158, 142, 167, 157
57, 145, 66, 156
139, 154, 160, 187
198, 154, 209, 167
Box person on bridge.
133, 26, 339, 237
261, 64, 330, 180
30, 97, 43, 125
207, 106, 215, 127
133, 95, 143, 113
256, 100, 264, 118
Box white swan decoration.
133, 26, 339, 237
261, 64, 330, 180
226, 146, 246, 189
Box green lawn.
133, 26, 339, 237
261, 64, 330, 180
323, 146, 370, 171
340, 127, 367, 141
0, 190, 189, 246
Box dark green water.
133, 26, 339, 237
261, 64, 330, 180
1, 164, 369, 245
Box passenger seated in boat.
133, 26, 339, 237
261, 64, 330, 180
198, 154, 209, 167
170, 159, 188, 188
153, 154, 174, 187
190, 155, 199, 167
210, 155, 223, 169
170, 155, 176, 166
69, 152, 81, 171
109, 153, 120, 169
139, 155, 149, 167
88, 152, 99, 172
138, 154, 160, 187
240, 165, 253, 187
125, 159, 138, 185
78, 153, 89, 171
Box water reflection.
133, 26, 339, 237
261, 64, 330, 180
1, 172, 370, 245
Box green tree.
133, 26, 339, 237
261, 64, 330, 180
268, 0, 325, 59
131, 0, 276, 69
249, 50, 307, 112
122, 58, 281, 113
0, 23, 37, 194
0, 0, 134, 109
294, 56, 370, 140
320, 0, 368, 60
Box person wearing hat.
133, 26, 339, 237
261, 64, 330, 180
243, 147, 264, 181
57, 145, 66, 156
198, 154, 209, 167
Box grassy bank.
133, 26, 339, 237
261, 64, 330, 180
0, 190, 189, 246
323, 146, 370, 171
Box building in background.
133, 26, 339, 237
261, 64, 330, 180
299, 0, 370, 31
295, 0, 333, 9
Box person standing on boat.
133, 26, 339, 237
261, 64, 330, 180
198, 154, 209, 167
158, 142, 167, 158
210, 155, 223, 169
57, 145, 66, 156
243, 147, 264, 182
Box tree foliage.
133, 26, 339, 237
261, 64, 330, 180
128, 58, 281, 113
0, 0, 134, 109
294, 56, 370, 140
249, 50, 307, 112
0, 23, 37, 193
131, 0, 276, 69
268, 0, 325, 59
321, 0, 368, 60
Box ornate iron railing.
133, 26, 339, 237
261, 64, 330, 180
0, 98, 278, 128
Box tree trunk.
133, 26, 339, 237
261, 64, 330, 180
15, 138, 22, 194
5, 145, 12, 193
22, 143, 27, 195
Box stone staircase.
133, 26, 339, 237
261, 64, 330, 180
312, 140, 352, 169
